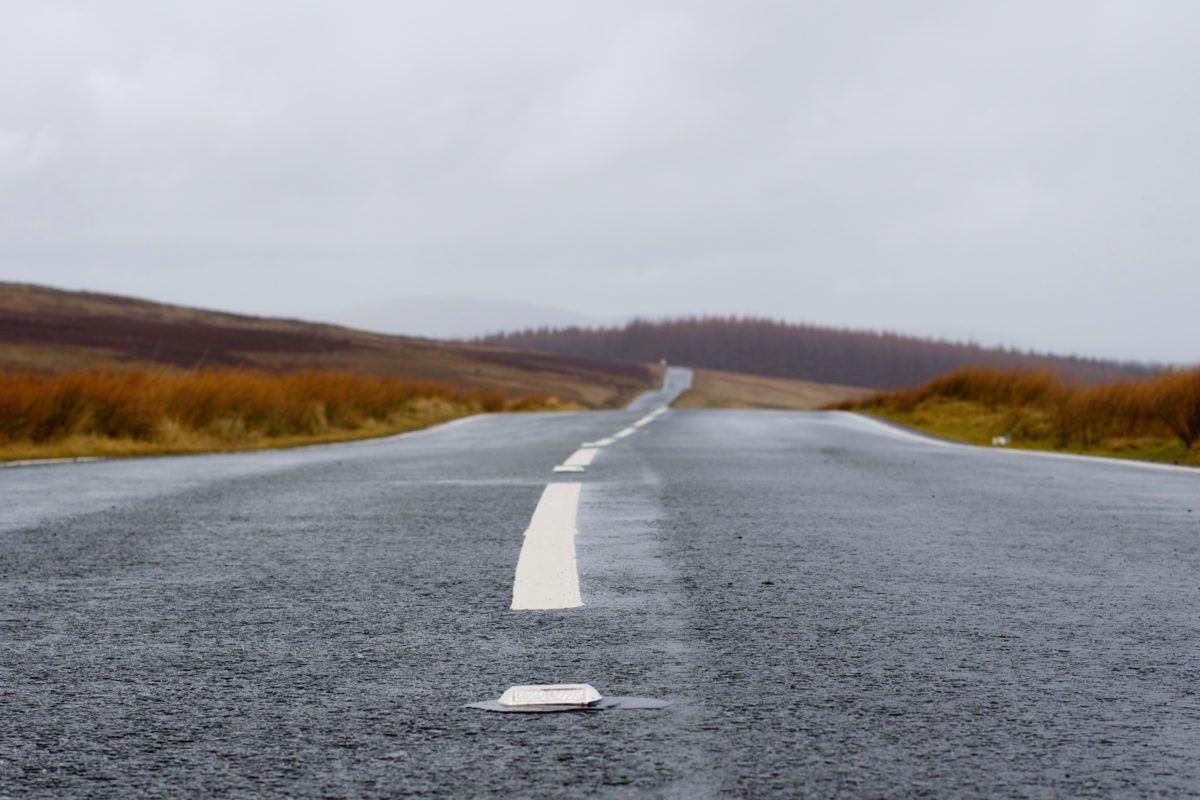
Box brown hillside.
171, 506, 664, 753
0, 283, 657, 408
673, 369, 870, 410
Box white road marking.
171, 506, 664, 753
556, 405, 666, 461
632, 408, 668, 428
511, 483, 583, 610
839, 411, 956, 449
517, 403, 681, 610
552, 447, 597, 473
565, 448, 598, 467
841, 411, 1200, 475
0, 456, 102, 469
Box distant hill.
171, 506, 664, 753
479, 317, 1153, 389
0, 283, 657, 408
327, 296, 618, 340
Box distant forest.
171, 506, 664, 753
478, 317, 1153, 389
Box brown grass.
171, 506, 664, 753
836, 366, 1200, 465
672, 368, 870, 410
0, 368, 570, 461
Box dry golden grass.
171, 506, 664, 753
837, 366, 1200, 466
673, 368, 870, 410
0, 368, 572, 462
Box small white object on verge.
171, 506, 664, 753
498, 684, 602, 707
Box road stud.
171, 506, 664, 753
501, 683, 601, 707
465, 683, 669, 713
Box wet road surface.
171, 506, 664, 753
3, 368, 1199, 797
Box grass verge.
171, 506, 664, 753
835, 367, 1200, 468
0, 368, 575, 463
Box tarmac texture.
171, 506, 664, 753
3, 369, 1199, 797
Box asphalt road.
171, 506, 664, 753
3, 367, 1199, 798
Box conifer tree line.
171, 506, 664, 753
479, 317, 1153, 389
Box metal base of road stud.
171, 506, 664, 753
465, 683, 669, 714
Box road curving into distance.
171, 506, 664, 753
2, 367, 1199, 797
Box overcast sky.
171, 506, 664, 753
2, 1, 1197, 362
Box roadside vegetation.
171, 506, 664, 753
0, 368, 570, 462
836, 367, 1200, 467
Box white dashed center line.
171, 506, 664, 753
553, 447, 598, 473
511, 483, 584, 610
513, 404, 673, 611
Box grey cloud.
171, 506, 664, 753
1, 0, 1197, 361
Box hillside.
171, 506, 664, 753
672, 369, 870, 410
480, 317, 1153, 389
0, 283, 658, 408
